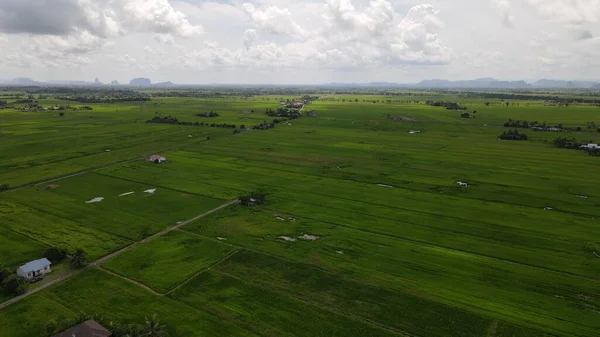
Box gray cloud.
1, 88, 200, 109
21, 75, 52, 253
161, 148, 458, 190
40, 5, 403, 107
0, 0, 87, 35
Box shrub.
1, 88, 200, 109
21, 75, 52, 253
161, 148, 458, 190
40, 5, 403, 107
0, 184, 9, 191
2, 274, 28, 295
43, 247, 68, 263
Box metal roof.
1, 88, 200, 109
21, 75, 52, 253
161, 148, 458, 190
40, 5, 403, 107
18, 258, 51, 273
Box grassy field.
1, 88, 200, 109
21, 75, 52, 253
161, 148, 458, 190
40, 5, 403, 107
1, 91, 599, 337
104, 230, 236, 293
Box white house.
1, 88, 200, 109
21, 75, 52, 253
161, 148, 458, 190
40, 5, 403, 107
148, 154, 166, 163
580, 143, 600, 149
17, 258, 52, 281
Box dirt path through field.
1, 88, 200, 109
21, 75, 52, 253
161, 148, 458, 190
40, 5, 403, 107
0, 199, 238, 310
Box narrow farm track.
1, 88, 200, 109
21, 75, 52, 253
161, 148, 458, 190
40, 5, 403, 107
0, 199, 239, 310
98, 266, 162, 296
165, 249, 240, 296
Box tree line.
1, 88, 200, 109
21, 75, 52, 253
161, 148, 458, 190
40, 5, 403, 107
425, 101, 467, 110
499, 130, 528, 140
44, 312, 168, 337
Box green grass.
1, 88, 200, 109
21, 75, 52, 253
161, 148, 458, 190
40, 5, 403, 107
0, 269, 258, 337
168, 270, 399, 337
104, 230, 236, 293
215, 250, 545, 337
0, 225, 47, 268
2, 93, 600, 337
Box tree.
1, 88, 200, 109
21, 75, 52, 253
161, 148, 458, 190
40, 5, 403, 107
143, 314, 167, 337
0, 266, 11, 284
2, 275, 28, 295
44, 247, 68, 263
0, 184, 8, 191
70, 248, 88, 268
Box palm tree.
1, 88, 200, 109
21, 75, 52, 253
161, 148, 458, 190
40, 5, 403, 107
71, 248, 88, 268
142, 314, 167, 337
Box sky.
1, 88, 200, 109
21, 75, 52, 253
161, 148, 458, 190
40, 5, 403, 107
0, 0, 599, 84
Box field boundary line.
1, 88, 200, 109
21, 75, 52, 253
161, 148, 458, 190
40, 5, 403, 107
0, 199, 239, 310
262, 206, 599, 283
97, 266, 162, 296
92, 171, 235, 201
213, 269, 415, 337
4, 137, 215, 192
165, 249, 240, 296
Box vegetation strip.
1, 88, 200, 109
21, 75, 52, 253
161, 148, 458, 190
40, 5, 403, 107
0, 199, 238, 310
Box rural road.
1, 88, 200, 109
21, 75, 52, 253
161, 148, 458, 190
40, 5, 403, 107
0, 199, 239, 310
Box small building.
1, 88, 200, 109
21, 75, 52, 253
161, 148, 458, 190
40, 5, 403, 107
581, 143, 600, 149
51, 320, 111, 337
17, 258, 52, 282
148, 154, 166, 163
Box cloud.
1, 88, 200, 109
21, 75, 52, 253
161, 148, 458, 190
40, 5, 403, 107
0, 0, 201, 38
490, 0, 515, 27
242, 3, 309, 39
243, 29, 258, 50
526, 0, 600, 25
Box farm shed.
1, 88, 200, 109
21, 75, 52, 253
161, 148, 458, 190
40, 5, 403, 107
148, 154, 166, 163
16, 258, 52, 281
51, 320, 111, 337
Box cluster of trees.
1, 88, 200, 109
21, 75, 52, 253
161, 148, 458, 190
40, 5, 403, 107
553, 137, 600, 156
45, 312, 167, 337
460, 112, 475, 118
425, 101, 467, 110
0, 184, 9, 191
499, 130, 528, 140
265, 107, 302, 118
195, 111, 219, 117
56, 94, 150, 103
0, 267, 28, 295
146, 115, 238, 129
468, 92, 600, 104
42, 246, 87, 268
504, 119, 544, 128
239, 192, 267, 206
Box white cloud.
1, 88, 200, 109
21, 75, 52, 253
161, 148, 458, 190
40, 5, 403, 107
242, 3, 309, 39
490, 0, 515, 27
526, 0, 600, 25
0, 0, 599, 83
243, 29, 258, 50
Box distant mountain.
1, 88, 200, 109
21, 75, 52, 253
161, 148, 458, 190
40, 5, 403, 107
129, 78, 152, 86
592, 83, 600, 90
153, 81, 175, 88
93, 78, 102, 85
9, 77, 38, 85
110, 80, 120, 86
531, 79, 599, 89
415, 78, 530, 89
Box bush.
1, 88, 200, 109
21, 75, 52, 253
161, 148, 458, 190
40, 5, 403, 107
0, 267, 11, 284
2, 274, 28, 295
45, 320, 58, 335
44, 247, 68, 263
0, 184, 9, 191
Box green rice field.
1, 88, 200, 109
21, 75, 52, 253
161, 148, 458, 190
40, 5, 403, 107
0, 90, 599, 337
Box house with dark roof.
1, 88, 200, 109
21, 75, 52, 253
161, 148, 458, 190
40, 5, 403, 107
16, 258, 51, 282
51, 320, 111, 337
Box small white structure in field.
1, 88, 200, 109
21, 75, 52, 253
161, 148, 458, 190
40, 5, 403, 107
580, 143, 600, 149
17, 258, 52, 281
148, 154, 166, 163
544, 207, 553, 211
409, 130, 421, 134
456, 181, 469, 187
